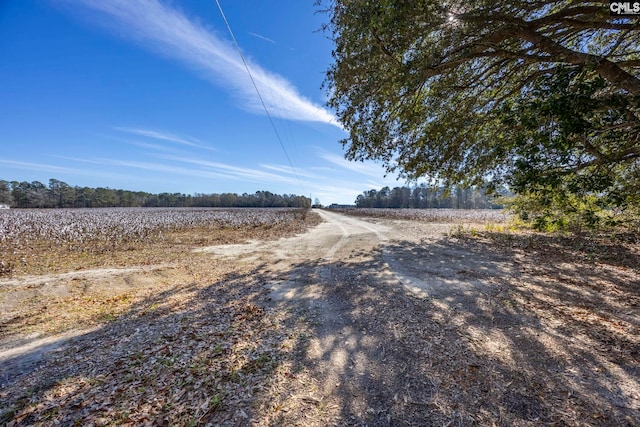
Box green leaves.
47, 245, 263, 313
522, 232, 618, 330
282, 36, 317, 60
502, 68, 640, 211
323, 0, 640, 228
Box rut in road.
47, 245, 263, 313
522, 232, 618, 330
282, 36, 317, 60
249, 211, 639, 427
266, 210, 396, 415
204, 209, 488, 423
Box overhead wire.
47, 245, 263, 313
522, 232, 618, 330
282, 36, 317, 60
237, 0, 302, 178
213, 0, 305, 192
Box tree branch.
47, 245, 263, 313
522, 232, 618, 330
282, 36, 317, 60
514, 24, 640, 95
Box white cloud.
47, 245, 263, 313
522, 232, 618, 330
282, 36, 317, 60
68, 0, 340, 127
0, 160, 78, 174
115, 127, 202, 148
125, 141, 176, 153
260, 164, 321, 179
157, 155, 303, 186
62, 154, 306, 188
319, 152, 394, 179
59, 156, 234, 180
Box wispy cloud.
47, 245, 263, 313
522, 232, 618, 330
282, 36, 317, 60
125, 141, 176, 153
260, 164, 321, 179
60, 154, 304, 187
158, 155, 303, 186
67, 0, 340, 127
58, 156, 235, 181
0, 160, 79, 174
248, 32, 275, 44
115, 127, 203, 148
317, 151, 406, 193
319, 152, 391, 179
0, 158, 145, 182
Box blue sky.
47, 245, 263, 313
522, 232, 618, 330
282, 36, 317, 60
0, 0, 406, 205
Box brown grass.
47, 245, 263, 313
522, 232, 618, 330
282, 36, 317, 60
2, 210, 638, 426
0, 211, 319, 337
1, 210, 320, 426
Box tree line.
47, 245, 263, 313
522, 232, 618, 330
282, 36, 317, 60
0, 179, 310, 209
354, 185, 504, 209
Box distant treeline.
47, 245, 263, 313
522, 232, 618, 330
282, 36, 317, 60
0, 179, 310, 208
355, 185, 505, 209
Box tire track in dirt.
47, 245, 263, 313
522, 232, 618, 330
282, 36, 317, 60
199, 210, 397, 414
214, 209, 445, 420
0, 265, 168, 288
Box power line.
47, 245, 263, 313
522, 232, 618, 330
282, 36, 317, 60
214, 0, 304, 191
237, 0, 300, 171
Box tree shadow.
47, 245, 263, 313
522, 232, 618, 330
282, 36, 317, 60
1, 233, 638, 426
264, 236, 639, 426
1, 265, 293, 425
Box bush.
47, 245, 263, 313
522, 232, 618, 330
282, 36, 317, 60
508, 192, 638, 233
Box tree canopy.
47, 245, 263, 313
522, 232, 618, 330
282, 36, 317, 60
324, 0, 640, 225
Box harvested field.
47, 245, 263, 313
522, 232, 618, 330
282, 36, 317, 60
0, 207, 311, 277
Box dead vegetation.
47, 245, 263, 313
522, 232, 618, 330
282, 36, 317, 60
0, 209, 320, 426
1, 208, 639, 426
0, 209, 317, 339
256, 222, 639, 426
0, 208, 313, 277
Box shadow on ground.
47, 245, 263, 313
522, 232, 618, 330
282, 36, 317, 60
1, 233, 638, 426
263, 235, 639, 426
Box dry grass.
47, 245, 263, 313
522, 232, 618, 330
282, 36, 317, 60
0, 210, 318, 339
0, 208, 315, 277
1, 208, 639, 426
1, 209, 320, 426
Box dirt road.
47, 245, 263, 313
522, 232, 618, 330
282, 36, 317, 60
2, 210, 638, 426
198, 209, 462, 423
201, 209, 640, 426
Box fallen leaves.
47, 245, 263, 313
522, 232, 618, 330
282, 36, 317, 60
2, 274, 295, 426
0, 212, 321, 426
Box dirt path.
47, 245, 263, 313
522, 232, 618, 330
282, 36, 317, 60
200, 210, 640, 425
201, 210, 404, 417
2, 210, 638, 426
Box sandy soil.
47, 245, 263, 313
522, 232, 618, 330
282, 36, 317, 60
195, 209, 640, 425
1, 209, 638, 426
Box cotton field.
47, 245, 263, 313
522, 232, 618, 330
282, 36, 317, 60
0, 208, 306, 247
329, 208, 510, 223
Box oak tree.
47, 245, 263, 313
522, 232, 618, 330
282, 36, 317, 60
324, 0, 640, 222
